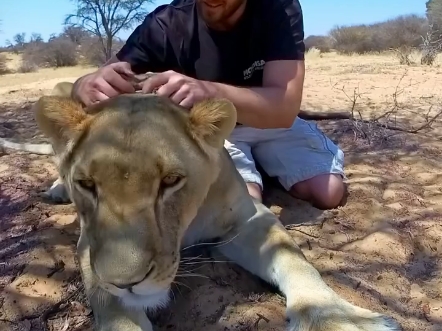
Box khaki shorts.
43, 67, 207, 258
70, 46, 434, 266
224, 117, 346, 191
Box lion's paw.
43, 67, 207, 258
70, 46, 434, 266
41, 178, 71, 204
286, 305, 401, 331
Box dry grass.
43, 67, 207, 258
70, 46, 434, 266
1, 52, 23, 71
0, 53, 96, 103
303, 49, 442, 135
0, 51, 442, 331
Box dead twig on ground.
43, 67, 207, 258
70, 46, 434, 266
17, 288, 81, 331
285, 225, 320, 238
253, 313, 270, 328
330, 80, 367, 120
330, 70, 442, 143
39, 289, 80, 331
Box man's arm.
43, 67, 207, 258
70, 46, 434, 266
212, 0, 305, 129
213, 60, 304, 129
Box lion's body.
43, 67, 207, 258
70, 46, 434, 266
32, 82, 400, 331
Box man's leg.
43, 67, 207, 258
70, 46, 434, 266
290, 173, 346, 209
224, 139, 263, 201
252, 118, 347, 210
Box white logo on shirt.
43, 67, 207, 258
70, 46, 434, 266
243, 60, 265, 80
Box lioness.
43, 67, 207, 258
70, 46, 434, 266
33, 82, 400, 331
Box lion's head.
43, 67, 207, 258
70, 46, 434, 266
34, 92, 237, 308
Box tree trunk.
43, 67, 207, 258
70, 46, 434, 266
106, 36, 113, 61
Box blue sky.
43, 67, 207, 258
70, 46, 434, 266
0, 0, 427, 46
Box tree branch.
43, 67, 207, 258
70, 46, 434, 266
64, 0, 152, 60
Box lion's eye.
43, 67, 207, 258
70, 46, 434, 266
162, 175, 181, 187
77, 179, 96, 193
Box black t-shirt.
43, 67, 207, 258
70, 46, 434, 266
116, 0, 305, 88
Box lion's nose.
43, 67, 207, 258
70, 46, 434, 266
111, 264, 156, 291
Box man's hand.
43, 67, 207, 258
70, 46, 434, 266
141, 70, 216, 108
72, 62, 137, 107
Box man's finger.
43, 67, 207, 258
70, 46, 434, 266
84, 91, 113, 113
111, 61, 134, 77
179, 96, 194, 109
80, 95, 94, 107
105, 69, 136, 94
169, 88, 187, 105
92, 91, 110, 103
155, 79, 183, 98
82, 90, 109, 108
96, 78, 123, 99
141, 72, 172, 94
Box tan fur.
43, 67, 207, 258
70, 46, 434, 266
52, 81, 76, 97
35, 96, 91, 151
33, 82, 401, 331
36, 82, 79, 203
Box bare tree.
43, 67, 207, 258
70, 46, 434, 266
420, 24, 442, 65
427, 0, 442, 32
30, 33, 44, 44
13, 33, 26, 51
62, 25, 90, 45
64, 0, 155, 61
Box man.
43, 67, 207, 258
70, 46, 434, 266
72, 0, 346, 210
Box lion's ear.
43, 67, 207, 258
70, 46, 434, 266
51, 82, 74, 97
34, 96, 91, 154
187, 98, 237, 149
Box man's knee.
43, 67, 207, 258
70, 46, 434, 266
246, 183, 263, 202
290, 173, 347, 210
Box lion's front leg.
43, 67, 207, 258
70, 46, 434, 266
215, 201, 400, 331
89, 293, 153, 331
77, 229, 153, 331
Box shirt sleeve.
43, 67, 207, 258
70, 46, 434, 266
264, 0, 305, 62
115, 7, 168, 74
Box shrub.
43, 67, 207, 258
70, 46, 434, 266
375, 14, 428, 50
80, 36, 125, 66
17, 59, 38, 73
392, 46, 415, 65
420, 28, 441, 66
329, 25, 375, 54
0, 53, 11, 75
304, 35, 333, 52
305, 47, 322, 59
330, 14, 428, 54
22, 38, 78, 68
80, 38, 107, 66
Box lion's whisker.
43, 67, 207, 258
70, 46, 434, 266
180, 260, 231, 265
175, 273, 209, 279
172, 280, 192, 291
180, 255, 213, 261
213, 233, 241, 248
169, 284, 178, 302
180, 232, 240, 251
178, 265, 207, 273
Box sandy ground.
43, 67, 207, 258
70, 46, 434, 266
0, 51, 442, 331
